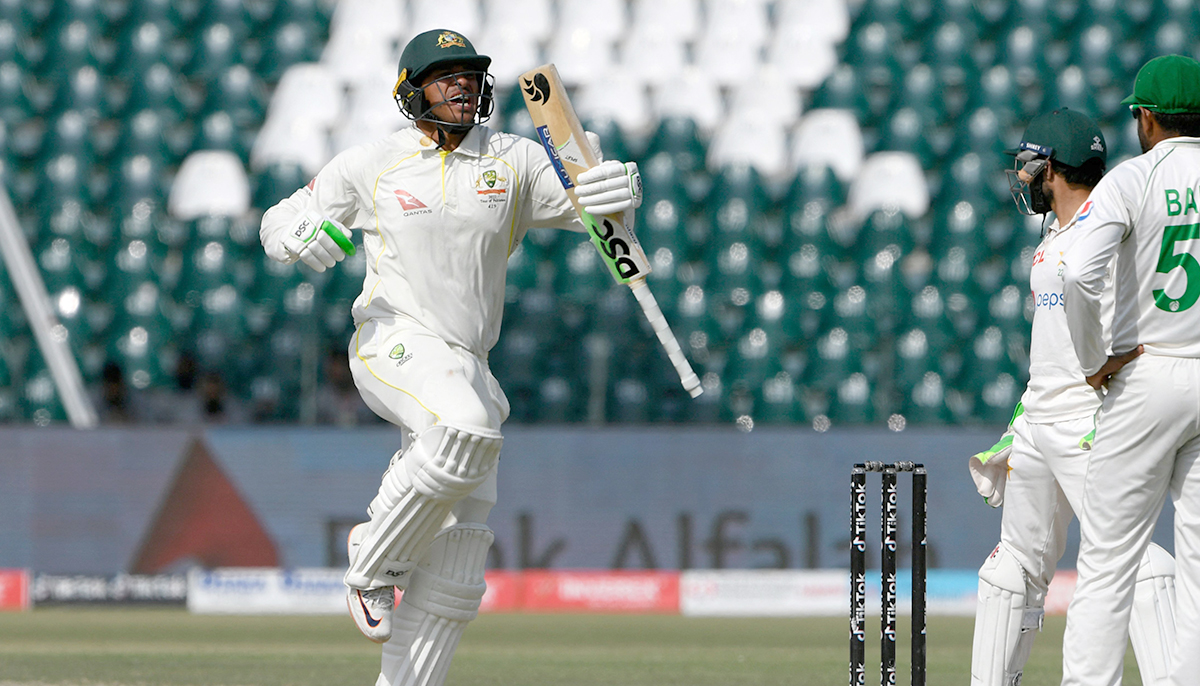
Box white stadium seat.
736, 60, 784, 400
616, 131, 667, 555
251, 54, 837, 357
409, 0, 482, 38
848, 151, 931, 221
790, 108, 864, 183
575, 68, 653, 138
650, 66, 725, 133
630, 0, 701, 41
481, 0, 554, 43
168, 150, 251, 220
707, 114, 790, 179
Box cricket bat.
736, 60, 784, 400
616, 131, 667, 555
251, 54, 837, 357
519, 64, 702, 398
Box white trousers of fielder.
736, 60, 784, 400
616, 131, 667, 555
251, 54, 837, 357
1061, 355, 1200, 686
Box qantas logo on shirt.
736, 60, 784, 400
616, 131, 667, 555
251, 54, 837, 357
394, 190, 427, 210
394, 190, 432, 215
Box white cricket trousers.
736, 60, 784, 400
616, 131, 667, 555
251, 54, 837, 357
1061, 355, 1200, 686
1000, 413, 1094, 595
348, 315, 510, 523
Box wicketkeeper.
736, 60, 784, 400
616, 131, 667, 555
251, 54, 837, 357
258, 28, 642, 686
967, 108, 1176, 686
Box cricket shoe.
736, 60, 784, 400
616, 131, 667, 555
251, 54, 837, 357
347, 585, 394, 643
346, 523, 393, 643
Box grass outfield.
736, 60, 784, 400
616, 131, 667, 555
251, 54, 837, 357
0, 609, 1142, 686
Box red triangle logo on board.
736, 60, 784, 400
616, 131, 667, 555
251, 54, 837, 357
129, 438, 279, 573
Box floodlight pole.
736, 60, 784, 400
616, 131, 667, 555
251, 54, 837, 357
0, 186, 98, 427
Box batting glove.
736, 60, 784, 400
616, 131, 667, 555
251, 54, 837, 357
575, 160, 642, 216
280, 212, 355, 272
967, 401, 1023, 508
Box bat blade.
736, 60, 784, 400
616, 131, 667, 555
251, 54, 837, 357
519, 64, 702, 398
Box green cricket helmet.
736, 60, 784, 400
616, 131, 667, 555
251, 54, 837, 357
392, 29, 494, 130
1005, 108, 1106, 215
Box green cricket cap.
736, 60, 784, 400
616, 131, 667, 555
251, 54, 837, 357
1121, 54, 1200, 114
397, 29, 490, 85
1008, 108, 1107, 168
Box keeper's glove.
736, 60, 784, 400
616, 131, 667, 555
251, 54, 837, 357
279, 212, 355, 272
968, 402, 1023, 507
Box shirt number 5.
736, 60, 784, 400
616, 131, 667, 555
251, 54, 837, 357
1154, 222, 1200, 313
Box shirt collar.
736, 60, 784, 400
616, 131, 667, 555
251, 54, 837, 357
402, 124, 486, 156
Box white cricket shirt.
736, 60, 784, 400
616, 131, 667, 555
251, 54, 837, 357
1021, 206, 1111, 423
1064, 136, 1200, 374
263, 124, 584, 356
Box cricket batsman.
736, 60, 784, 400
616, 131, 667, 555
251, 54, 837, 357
1059, 53, 1200, 686
967, 108, 1176, 685
258, 28, 642, 686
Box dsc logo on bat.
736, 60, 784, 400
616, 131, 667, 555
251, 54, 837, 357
587, 214, 643, 281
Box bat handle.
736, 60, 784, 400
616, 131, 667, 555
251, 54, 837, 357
629, 278, 703, 398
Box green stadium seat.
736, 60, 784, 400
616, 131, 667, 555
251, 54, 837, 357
829, 284, 878, 351
1072, 23, 1126, 88
899, 370, 953, 424
40, 110, 94, 164
753, 369, 803, 424
829, 371, 874, 424
931, 199, 993, 263
785, 164, 846, 213
114, 20, 177, 76
104, 235, 169, 300
116, 63, 188, 118
640, 245, 685, 318
257, 21, 321, 83
37, 19, 108, 76
202, 65, 266, 130
671, 283, 724, 354
922, 22, 980, 108
805, 325, 857, 392
193, 0, 256, 37
642, 117, 707, 175
809, 64, 873, 125
948, 107, 1010, 163
973, 65, 1026, 124
123, 0, 195, 29
107, 319, 175, 390
505, 240, 541, 295
857, 207, 915, 260
491, 324, 543, 396
0, 60, 34, 121
581, 116, 631, 167
1049, 66, 1099, 116
985, 283, 1031, 336
879, 107, 938, 167
261, 0, 320, 26
0, 353, 16, 421
555, 237, 612, 306
724, 325, 782, 389
20, 361, 68, 426
113, 109, 178, 168
253, 162, 307, 210
107, 153, 167, 214
906, 283, 964, 353
893, 64, 945, 127
185, 22, 244, 81
534, 373, 578, 422
192, 111, 249, 161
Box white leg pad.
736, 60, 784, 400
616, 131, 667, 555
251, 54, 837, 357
1129, 542, 1176, 686
346, 424, 502, 590
971, 544, 1044, 686
378, 523, 493, 686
